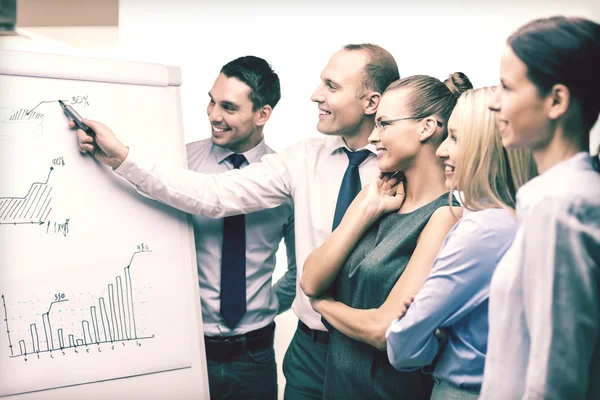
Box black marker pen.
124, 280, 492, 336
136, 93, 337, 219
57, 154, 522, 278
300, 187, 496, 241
59, 100, 94, 136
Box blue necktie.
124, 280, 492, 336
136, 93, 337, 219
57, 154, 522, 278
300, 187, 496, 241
323, 148, 370, 331
220, 153, 247, 328
332, 148, 371, 230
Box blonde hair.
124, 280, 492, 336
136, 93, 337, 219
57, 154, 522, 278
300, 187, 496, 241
453, 86, 537, 211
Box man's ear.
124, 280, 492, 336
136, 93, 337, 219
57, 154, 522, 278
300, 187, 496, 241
547, 84, 570, 121
419, 117, 438, 142
364, 92, 381, 116
254, 105, 273, 127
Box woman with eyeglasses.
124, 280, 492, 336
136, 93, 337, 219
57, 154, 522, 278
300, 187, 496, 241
480, 16, 600, 399
300, 73, 471, 399
385, 86, 537, 399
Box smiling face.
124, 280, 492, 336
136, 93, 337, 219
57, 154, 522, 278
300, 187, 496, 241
310, 49, 370, 136
206, 73, 263, 153
368, 88, 422, 173
436, 108, 460, 190
490, 46, 553, 150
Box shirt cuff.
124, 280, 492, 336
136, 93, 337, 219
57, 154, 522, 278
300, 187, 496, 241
114, 146, 149, 186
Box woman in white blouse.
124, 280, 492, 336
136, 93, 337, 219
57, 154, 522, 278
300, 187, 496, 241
480, 16, 600, 399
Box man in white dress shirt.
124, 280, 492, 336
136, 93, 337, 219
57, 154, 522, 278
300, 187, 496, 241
70, 44, 399, 399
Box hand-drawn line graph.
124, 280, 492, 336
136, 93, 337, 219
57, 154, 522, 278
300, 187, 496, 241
2, 244, 154, 360
0, 107, 44, 141
0, 167, 54, 226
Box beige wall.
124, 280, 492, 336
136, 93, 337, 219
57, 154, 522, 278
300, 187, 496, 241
17, 0, 118, 27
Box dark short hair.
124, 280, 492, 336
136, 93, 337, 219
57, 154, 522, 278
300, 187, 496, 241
343, 44, 400, 97
220, 56, 281, 111
508, 16, 600, 144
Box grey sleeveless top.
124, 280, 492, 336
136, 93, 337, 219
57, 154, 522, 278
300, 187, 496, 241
324, 192, 458, 400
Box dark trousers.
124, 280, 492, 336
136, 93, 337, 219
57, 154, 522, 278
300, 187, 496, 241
205, 323, 277, 400
283, 322, 330, 400
207, 346, 277, 400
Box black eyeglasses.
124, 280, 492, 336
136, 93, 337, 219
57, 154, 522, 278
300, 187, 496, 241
374, 115, 443, 132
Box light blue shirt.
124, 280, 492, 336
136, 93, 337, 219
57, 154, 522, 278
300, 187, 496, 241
186, 138, 296, 336
386, 207, 518, 390
481, 152, 600, 399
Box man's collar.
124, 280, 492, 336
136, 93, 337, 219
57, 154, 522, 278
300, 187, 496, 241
213, 138, 268, 164
326, 135, 377, 155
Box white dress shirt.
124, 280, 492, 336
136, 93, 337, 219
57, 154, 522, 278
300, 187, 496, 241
115, 135, 379, 331
481, 152, 600, 399
186, 138, 295, 336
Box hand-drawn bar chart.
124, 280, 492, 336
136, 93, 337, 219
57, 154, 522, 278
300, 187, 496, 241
2, 244, 154, 359
0, 107, 44, 141
0, 167, 54, 226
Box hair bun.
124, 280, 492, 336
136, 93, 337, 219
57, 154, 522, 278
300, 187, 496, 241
444, 72, 473, 98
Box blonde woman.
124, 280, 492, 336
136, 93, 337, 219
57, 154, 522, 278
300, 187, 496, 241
386, 86, 537, 399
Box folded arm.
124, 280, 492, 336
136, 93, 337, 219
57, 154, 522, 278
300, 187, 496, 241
311, 206, 459, 350
301, 173, 404, 298
387, 215, 511, 370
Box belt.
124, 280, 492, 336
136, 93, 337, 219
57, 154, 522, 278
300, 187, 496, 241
204, 322, 275, 360
298, 320, 330, 344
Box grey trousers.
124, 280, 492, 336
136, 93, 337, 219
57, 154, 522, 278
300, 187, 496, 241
430, 381, 480, 400
283, 325, 329, 400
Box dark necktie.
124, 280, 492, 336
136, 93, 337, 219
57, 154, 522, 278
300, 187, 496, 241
323, 148, 370, 331
332, 148, 371, 230
220, 153, 247, 328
